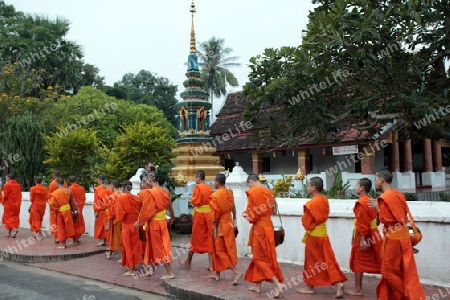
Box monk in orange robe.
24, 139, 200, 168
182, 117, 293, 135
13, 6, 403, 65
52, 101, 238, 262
117, 180, 142, 276
180, 170, 214, 270
297, 176, 346, 297
48, 171, 67, 242
28, 177, 48, 239
347, 177, 381, 296
93, 175, 105, 246
244, 174, 284, 297
2, 173, 22, 238
105, 179, 122, 259
209, 173, 241, 285
94, 179, 112, 246
68, 176, 86, 244
369, 171, 425, 300
137, 172, 175, 279
49, 178, 75, 249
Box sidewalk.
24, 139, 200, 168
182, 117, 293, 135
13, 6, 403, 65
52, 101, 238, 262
1, 227, 447, 299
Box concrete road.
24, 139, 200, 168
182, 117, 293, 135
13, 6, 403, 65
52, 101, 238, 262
0, 260, 171, 300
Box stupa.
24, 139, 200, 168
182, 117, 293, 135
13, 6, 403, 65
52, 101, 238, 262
171, 0, 224, 181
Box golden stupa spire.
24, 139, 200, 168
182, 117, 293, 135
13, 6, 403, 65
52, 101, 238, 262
189, 0, 197, 54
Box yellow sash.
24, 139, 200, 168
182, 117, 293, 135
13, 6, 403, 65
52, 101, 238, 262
59, 204, 71, 212
302, 222, 327, 243
352, 218, 378, 239
193, 204, 211, 216
151, 209, 167, 221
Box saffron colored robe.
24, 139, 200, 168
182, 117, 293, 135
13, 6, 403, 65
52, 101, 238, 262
376, 189, 425, 300
49, 189, 75, 241
302, 194, 347, 286
190, 183, 213, 253
69, 183, 86, 238
349, 195, 381, 273
106, 191, 122, 251
138, 187, 172, 265
210, 187, 238, 272
29, 184, 48, 231
94, 188, 112, 239
48, 180, 67, 237
116, 192, 142, 270
245, 185, 284, 283
2, 180, 22, 230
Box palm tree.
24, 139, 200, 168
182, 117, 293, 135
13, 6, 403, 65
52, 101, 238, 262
197, 37, 240, 121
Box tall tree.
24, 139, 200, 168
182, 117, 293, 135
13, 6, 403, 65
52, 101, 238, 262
1, 111, 46, 190
243, 0, 450, 145
0, 1, 102, 96
103, 70, 178, 126
197, 37, 240, 119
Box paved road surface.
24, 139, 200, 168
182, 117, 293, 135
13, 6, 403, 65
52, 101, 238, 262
0, 260, 171, 300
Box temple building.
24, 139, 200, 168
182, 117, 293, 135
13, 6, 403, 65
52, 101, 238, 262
210, 92, 450, 191
170, 1, 224, 181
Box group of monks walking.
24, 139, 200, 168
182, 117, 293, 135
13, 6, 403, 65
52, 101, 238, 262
0, 167, 426, 299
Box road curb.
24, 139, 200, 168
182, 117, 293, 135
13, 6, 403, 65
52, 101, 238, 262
0, 249, 105, 263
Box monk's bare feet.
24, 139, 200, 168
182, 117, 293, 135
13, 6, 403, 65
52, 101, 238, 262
208, 272, 220, 281
96, 241, 106, 247
207, 267, 213, 271
160, 274, 175, 280
275, 282, 285, 298
144, 267, 154, 276
335, 282, 344, 298
57, 245, 66, 250
123, 270, 136, 276
117, 259, 122, 264
248, 285, 261, 293
296, 287, 314, 294
106, 251, 111, 259
179, 260, 191, 267
232, 271, 242, 286
345, 289, 363, 296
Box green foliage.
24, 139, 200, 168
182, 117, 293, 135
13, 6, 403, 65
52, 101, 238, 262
325, 171, 351, 199
103, 70, 178, 126
97, 121, 177, 182
43, 128, 99, 190
438, 191, 450, 202
1, 111, 46, 190
243, 0, 450, 145
46, 87, 177, 149
404, 192, 418, 201
197, 37, 240, 112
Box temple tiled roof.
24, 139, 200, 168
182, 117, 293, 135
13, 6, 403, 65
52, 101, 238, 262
210, 92, 374, 153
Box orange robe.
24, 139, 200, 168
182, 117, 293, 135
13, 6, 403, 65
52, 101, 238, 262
29, 184, 48, 231
49, 189, 75, 241
117, 192, 142, 270
376, 189, 425, 300
94, 188, 112, 239
48, 180, 67, 237
106, 191, 122, 251
69, 183, 86, 239
138, 187, 171, 265
2, 179, 22, 230
302, 194, 347, 286
349, 195, 381, 273
245, 185, 284, 283
210, 187, 238, 272
190, 183, 213, 253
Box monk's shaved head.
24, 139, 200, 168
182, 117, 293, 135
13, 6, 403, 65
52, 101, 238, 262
68, 175, 77, 183
358, 178, 372, 193
56, 177, 64, 185
247, 174, 260, 183
35, 177, 43, 184
309, 177, 323, 192
376, 170, 393, 184
6, 173, 16, 180
111, 179, 120, 188
122, 180, 132, 192
195, 170, 206, 181
215, 173, 226, 186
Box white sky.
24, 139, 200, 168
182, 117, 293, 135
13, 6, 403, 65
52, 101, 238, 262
7, 0, 317, 112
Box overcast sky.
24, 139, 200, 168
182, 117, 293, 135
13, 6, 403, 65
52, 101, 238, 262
8, 0, 317, 111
